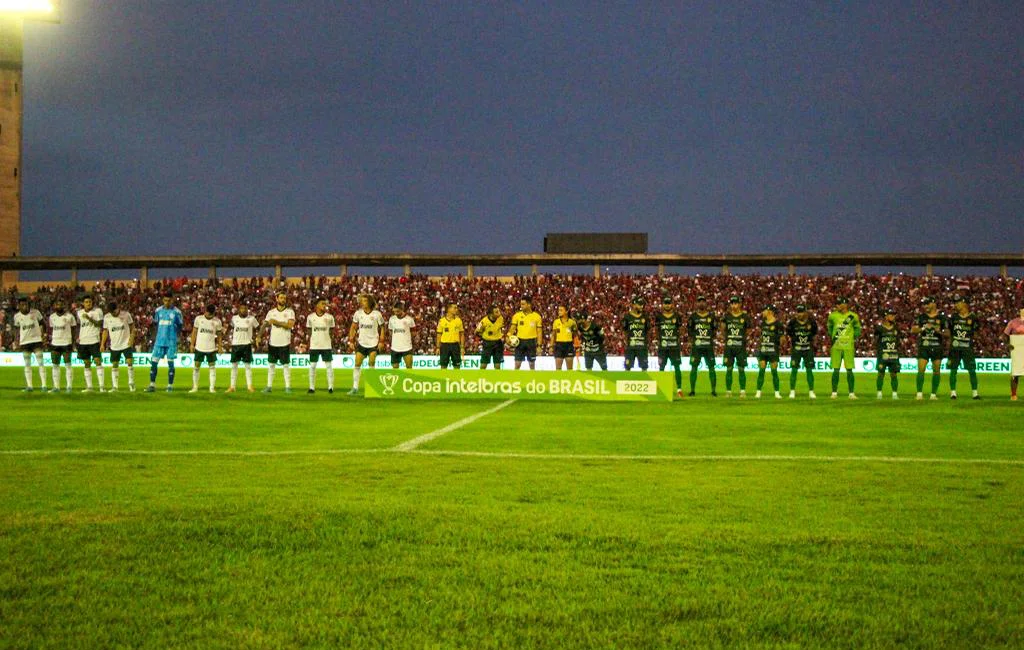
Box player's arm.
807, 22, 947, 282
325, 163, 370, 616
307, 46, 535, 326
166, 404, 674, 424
852, 314, 862, 339
189, 322, 198, 352
347, 321, 358, 348
377, 320, 386, 351
216, 323, 224, 354
459, 322, 465, 353
101, 328, 109, 352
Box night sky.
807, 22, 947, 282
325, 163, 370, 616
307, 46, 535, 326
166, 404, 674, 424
20, 2, 1023, 257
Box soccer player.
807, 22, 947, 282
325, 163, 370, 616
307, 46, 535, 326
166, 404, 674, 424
437, 304, 465, 370
550, 306, 577, 370
875, 308, 901, 400
101, 302, 135, 392
912, 297, 948, 400
578, 311, 607, 371
388, 301, 416, 369
227, 303, 260, 393
786, 304, 818, 399
77, 296, 105, 392
827, 296, 861, 399
755, 305, 784, 399
1004, 307, 1024, 401
348, 294, 385, 394
686, 295, 718, 397
263, 291, 296, 393
475, 304, 503, 370
13, 297, 47, 392
48, 299, 77, 392
623, 297, 649, 371
721, 295, 751, 397
306, 298, 337, 393
948, 295, 981, 400
655, 297, 684, 398
510, 296, 542, 370
189, 304, 223, 393
146, 292, 184, 392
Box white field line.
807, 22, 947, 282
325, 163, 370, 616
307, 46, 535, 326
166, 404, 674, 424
391, 399, 518, 452
0, 448, 389, 457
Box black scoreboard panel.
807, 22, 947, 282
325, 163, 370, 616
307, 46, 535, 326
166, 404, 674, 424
543, 233, 648, 254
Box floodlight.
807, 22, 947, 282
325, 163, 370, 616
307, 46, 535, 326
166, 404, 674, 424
0, 0, 59, 22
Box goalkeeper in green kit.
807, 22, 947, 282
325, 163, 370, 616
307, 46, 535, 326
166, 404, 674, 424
827, 296, 862, 399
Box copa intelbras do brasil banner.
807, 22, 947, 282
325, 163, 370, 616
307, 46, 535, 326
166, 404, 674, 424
0, 352, 1014, 374
363, 369, 676, 401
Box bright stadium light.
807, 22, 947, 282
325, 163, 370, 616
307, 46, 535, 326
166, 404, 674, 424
0, 0, 56, 15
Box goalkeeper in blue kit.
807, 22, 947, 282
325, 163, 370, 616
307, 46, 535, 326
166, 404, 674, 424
145, 292, 184, 392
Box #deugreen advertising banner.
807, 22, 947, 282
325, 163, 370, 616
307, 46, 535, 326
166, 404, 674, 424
363, 369, 676, 401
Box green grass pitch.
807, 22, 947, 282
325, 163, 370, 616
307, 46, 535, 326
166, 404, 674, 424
1, 368, 1021, 648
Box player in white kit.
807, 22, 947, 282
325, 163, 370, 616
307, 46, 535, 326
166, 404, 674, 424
306, 298, 337, 393
101, 302, 136, 392
189, 304, 223, 393
76, 296, 106, 392
263, 291, 296, 393
48, 299, 77, 392
387, 302, 416, 369
13, 297, 47, 392
227, 303, 260, 393
347, 294, 385, 395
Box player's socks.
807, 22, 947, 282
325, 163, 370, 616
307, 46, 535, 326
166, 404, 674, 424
52, 366, 61, 389
35, 352, 47, 389
756, 367, 766, 390
244, 364, 253, 389
916, 371, 925, 393
725, 367, 733, 391
308, 363, 316, 390
771, 368, 779, 392
150, 361, 159, 384
96, 367, 105, 391
949, 368, 958, 391
931, 372, 941, 395
111, 369, 119, 390
968, 370, 978, 391
876, 373, 885, 392
674, 367, 682, 390
192, 368, 201, 390
84, 369, 93, 390
789, 368, 799, 391
230, 363, 238, 390
845, 370, 854, 394
22, 355, 33, 388
738, 369, 747, 390
891, 376, 898, 393
709, 370, 717, 393
167, 361, 176, 386
282, 366, 291, 389
831, 369, 840, 393
326, 362, 334, 390
1011, 376, 1018, 398
209, 367, 216, 391
689, 367, 698, 394
267, 363, 277, 388
353, 366, 362, 390
127, 368, 135, 391
65, 365, 73, 390
805, 367, 815, 391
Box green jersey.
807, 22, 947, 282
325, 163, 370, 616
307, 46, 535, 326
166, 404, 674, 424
655, 312, 682, 349
875, 323, 900, 361
722, 311, 751, 347
915, 313, 947, 349
827, 310, 861, 349
949, 312, 980, 351
623, 312, 649, 349
759, 320, 783, 354
786, 317, 819, 352
687, 312, 717, 348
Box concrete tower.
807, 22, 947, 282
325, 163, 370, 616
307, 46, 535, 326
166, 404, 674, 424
0, 17, 22, 286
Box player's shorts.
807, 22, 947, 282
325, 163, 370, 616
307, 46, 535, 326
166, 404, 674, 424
947, 348, 976, 371
758, 351, 780, 364
876, 358, 900, 374
480, 340, 503, 366
584, 352, 607, 371
356, 344, 378, 358
150, 344, 177, 361
917, 346, 943, 363
309, 349, 333, 363
110, 348, 133, 365
194, 350, 218, 365
514, 338, 538, 363
624, 347, 648, 371
267, 345, 291, 365
50, 344, 73, 360
439, 342, 462, 369
690, 345, 715, 368
230, 345, 253, 364
20, 341, 44, 353
790, 350, 815, 369
390, 350, 412, 367
830, 346, 854, 368
553, 341, 575, 359
658, 348, 681, 368
77, 343, 101, 361
723, 346, 748, 368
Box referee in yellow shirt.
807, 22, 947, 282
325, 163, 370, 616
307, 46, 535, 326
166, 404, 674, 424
550, 305, 578, 370
436, 304, 464, 370
476, 304, 505, 369
510, 296, 543, 370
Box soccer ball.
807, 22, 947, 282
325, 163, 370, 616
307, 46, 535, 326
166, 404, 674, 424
508, 335, 520, 347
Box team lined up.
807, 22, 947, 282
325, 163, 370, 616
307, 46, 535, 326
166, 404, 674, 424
11, 290, 1024, 400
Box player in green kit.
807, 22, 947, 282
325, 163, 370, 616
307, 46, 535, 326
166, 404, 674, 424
912, 297, 948, 400
655, 296, 684, 399
948, 295, 981, 400
686, 295, 717, 397
622, 297, 650, 371
720, 295, 751, 397
756, 305, 785, 399
786, 304, 818, 399
827, 296, 862, 399
875, 308, 901, 400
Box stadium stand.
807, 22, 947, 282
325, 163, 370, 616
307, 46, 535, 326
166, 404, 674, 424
2, 274, 1021, 356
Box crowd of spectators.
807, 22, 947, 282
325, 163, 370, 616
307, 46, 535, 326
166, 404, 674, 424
1, 273, 1021, 357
